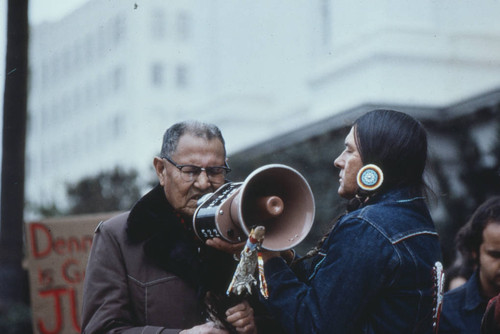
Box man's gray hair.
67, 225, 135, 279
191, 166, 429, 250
160, 120, 226, 158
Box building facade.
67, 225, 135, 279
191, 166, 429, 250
28, 0, 205, 211
26, 0, 500, 217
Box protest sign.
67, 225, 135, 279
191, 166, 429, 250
25, 212, 120, 334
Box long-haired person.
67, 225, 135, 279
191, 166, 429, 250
261, 109, 443, 334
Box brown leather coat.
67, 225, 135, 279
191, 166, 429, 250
81, 185, 235, 334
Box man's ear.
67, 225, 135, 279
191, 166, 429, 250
153, 157, 166, 185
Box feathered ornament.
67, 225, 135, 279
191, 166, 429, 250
204, 226, 268, 333
226, 226, 268, 298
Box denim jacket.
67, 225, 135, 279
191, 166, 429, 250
263, 187, 442, 334
438, 271, 489, 334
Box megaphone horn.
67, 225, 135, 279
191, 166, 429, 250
193, 164, 315, 251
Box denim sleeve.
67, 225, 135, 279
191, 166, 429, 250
263, 217, 398, 334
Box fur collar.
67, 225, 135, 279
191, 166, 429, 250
125, 184, 234, 293
126, 183, 184, 243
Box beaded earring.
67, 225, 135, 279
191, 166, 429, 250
356, 164, 384, 192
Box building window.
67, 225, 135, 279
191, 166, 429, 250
321, 0, 332, 49
84, 82, 92, 106
176, 11, 190, 41
62, 49, 71, 76
73, 40, 81, 68
75, 89, 83, 112
151, 9, 166, 39
112, 67, 124, 92
113, 15, 126, 45
112, 114, 124, 138
151, 63, 165, 87
176, 64, 188, 89
85, 34, 94, 63
51, 54, 60, 81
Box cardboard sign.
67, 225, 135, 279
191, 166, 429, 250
25, 212, 120, 334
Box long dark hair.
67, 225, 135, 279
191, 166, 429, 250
456, 196, 500, 266
293, 109, 430, 267
354, 109, 428, 195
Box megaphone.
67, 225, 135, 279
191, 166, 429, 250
193, 164, 315, 251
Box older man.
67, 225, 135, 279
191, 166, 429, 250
81, 121, 263, 334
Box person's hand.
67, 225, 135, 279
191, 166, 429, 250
225, 300, 257, 334
206, 237, 245, 256
179, 321, 229, 334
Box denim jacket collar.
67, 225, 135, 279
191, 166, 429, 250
364, 186, 425, 208
465, 271, 489, 312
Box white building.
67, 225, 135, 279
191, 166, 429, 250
26, 0, 500, 214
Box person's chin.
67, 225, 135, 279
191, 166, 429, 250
337, 186, 344, 196
187, 207, 198, 217
179, 205, 197, 218
338, 187, 350, 199
186, 198, 200, 211
338, 189, 356, 200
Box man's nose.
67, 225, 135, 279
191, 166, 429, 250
334, 155, 343, 169
194, 170, 211, 189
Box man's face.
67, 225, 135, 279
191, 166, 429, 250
154, 133, 226, 217
333, 127, 363, 199
479, 221, 500, 298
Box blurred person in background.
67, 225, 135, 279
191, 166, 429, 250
439, 196, 500, 334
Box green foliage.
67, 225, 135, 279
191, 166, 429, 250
432, 114, 500, 265
66, 166, 141, 215
32, 201, 64, 218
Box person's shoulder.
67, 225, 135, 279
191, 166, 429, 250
96, 211, 130, 234
336, 206, 390, 241
340, 200, 397, 230
439, 283, 469, 332
443, 282, 468, 304
363, 192, 432, 229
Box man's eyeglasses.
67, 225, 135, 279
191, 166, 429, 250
162, 156, 231, 183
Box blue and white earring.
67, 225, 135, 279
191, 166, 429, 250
357, 164, 384, 192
